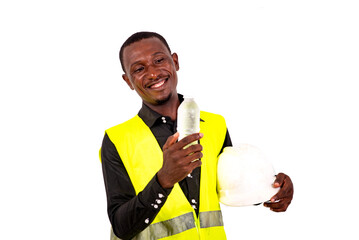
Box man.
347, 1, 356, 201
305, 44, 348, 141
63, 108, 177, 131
100, 32, 294, 240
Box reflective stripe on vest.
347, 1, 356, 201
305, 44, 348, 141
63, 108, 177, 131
137, 212, 196, 239
110, 211, 224, 240
106, 111, 227, 240
138, 211, 224, 239
199, 211, 224, 228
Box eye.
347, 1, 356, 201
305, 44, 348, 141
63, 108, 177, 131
133, 66, 144, 74
155, 57, 165, 64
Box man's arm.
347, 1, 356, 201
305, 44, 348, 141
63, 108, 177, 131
101, 134, 172, 240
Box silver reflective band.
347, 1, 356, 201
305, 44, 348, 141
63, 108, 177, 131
109, 213, 195, 240
136, 212, 195, 240
199, 210, 224, 228
110, 210, 224, 240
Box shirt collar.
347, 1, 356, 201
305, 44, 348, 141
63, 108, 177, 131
138, 94, 184, 128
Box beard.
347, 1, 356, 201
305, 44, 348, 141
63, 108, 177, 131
155, 92, 172, 105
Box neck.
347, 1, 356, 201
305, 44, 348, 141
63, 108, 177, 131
144, 93, 180, 121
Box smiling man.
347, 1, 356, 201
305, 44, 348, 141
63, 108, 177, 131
121, 36, 180, 121
100, 32, 294, 240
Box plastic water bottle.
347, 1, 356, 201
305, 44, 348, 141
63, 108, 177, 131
177, 97, 200, 146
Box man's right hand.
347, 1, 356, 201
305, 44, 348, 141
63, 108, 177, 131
157, 132, 204, 189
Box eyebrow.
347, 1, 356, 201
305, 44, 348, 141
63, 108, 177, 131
152, 52, 165, 56
129, 52, 166, 70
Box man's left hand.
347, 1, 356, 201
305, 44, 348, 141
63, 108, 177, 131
263, 173, 293, 212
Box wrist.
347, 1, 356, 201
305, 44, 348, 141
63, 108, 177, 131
157, 171, 174, 189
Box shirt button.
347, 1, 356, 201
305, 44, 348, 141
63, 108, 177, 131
191, 199, 197, 204
156, 199, 162, 204
145, 218, 150, 224
161, 117, 166, 123
187, 173, 193, 178
191, 205, 197, 209
158, 193, 164, 198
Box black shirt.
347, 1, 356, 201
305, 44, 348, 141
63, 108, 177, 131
101, 95, 232, 240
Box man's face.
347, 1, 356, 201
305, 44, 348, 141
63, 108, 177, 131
122, 37, 179, 106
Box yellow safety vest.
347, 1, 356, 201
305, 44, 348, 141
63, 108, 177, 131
105, 111, 227, 240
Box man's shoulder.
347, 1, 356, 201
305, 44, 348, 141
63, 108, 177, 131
200, 110, 225, 122
106, 115, 141, 133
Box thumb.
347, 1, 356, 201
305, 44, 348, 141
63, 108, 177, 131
273, 173, 285, 188
163, 132, 179, 150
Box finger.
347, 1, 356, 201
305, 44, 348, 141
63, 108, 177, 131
264, 199, 289, 212
273, 173, 286, 188
176, 133, 204, 150
271, 187, 287, 202
270, 193, 293, 210
270, 206, 287, 212
180, 151, 203, 165
264, 199, 284, 209
271, 187, 292, 203
271, 201, 290, 212
182, 143, 203, 156
188, 159, 202, 170
163, 132, 180, 150
186, 151, 203, 163
270, 173, 287, 201
272, 175, 293, 202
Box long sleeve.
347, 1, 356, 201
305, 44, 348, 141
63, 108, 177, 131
101, 133, 172, 240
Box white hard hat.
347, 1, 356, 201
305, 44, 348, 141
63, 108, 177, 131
217, 144, 279, 207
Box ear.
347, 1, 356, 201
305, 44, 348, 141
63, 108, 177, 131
122, 74, 135, 90
172, 53, 179, 71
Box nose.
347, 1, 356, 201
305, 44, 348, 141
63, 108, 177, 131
146, 65, 159, 80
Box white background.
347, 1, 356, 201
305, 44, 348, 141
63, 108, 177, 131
1, 0, 358, 239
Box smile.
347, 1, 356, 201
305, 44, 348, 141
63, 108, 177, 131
148, 78, 168, 89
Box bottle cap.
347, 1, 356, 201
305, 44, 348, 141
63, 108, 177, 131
184, 95, 195, 100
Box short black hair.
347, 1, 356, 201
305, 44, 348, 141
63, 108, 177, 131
119, 31, 172, 73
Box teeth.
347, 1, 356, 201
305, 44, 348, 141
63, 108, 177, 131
151, 80, 165, 89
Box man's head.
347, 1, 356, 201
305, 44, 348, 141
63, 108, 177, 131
119, 32, 171, 73
120, 32, 179, 106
